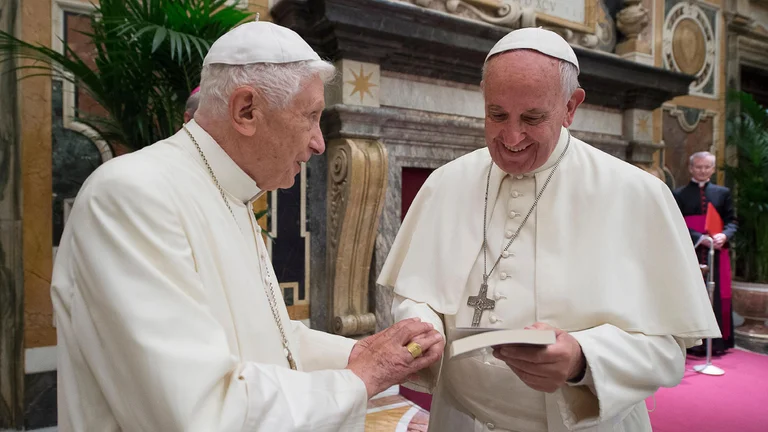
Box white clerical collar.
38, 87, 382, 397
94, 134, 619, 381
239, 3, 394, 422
532, 126, 571, 175
692, 178, 710, 188
492, 126, 571, 180
184, 120, 263, 203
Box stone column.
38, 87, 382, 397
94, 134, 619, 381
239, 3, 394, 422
0, 0, 24, 427
309, 60, 388, 336
624, 108, 664, 178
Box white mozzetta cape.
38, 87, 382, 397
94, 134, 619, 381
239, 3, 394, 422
52, 121, 367, 432
378, 128, 720, 432
380, 129, 718, 343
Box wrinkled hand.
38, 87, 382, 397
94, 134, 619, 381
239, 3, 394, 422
347, 318, 444, 398
713, 233, 727, 249
492, 322, 585, 393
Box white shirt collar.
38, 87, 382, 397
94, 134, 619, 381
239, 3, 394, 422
532, 126, 571, 175
692, 178, 710, 188
183, 120, 263, 203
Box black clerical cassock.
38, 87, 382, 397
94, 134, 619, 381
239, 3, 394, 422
673, 180, 738, 354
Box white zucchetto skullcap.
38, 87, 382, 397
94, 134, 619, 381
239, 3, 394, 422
486, 27, 580, 73
203, 22, 320, 67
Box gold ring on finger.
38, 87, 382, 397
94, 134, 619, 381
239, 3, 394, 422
406, 342, 423, 359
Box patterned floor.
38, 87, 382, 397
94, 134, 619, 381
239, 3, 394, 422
365, 386, 430, 432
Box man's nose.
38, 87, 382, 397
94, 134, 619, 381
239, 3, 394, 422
501, 124, 525, 144
310, 129, 325, 155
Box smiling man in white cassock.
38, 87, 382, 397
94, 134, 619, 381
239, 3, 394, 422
378, 28, 721, 432
51, 22, 444, 432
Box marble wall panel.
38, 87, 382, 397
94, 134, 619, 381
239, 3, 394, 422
662, 108, 714, 188
22, 0, 55, 349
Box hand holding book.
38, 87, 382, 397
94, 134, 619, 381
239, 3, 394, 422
490, 322, 587, 393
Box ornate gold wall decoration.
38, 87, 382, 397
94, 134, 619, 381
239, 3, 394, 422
663, 1, 718, 97
346, 64, 378, 104
327, 59, 381, 108
327, 138, 388, 336
673, 19, 707, 75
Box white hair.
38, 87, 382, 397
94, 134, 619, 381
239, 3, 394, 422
558, 60, 580, 102
482, 53, 580, 102
197, 59, 336, 117
690, 151, 716, 167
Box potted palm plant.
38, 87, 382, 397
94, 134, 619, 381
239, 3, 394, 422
0, 0, 253, 151
0, 0, 277, 243
726, 90, 768, 354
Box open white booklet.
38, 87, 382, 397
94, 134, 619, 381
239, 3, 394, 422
448, 327, 556, 360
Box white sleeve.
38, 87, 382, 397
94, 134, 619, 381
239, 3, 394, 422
66, 171, 368, 432
555, 324, 685, 430
391, 295, 445, 393
291, 321, 357, 371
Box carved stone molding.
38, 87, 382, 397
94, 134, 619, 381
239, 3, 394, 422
737, 35, 768, 70
402, 0, 619, 51
616, 0, 651, 57
627, 140, 664, 166
617, 0, 649, 39
408, 0, 534, 28
322, 104, 485, 148
327, 138, 388, 336
274, 0, 692, 108
663, 104, 718, 133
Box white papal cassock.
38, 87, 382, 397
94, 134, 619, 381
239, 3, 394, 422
52, 120, 367, 432
378, 127, 720, 432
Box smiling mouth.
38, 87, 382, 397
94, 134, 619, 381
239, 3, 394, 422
503, 142, 532, 153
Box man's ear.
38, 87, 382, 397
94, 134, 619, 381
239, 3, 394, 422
562, 88, 586, 128
229, 86, 265, 136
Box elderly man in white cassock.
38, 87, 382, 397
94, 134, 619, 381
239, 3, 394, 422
51, 22, 444, 432
378, 28, 720, 432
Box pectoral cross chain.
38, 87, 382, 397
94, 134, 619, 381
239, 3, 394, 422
469, 133, 571, 328
467, 280, 496, 327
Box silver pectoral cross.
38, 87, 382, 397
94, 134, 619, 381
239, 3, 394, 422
467, 278, 496, 327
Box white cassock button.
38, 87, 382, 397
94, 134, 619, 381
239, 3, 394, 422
509, 211, 518, 218
495, 291, 506, 300
487, 422, 496, 430
489, 315, 498, 324
515, 175, 524, 180
502, 250, 511, 258
500, 272, 508, 279
512, 191, 520, 198
505, 230, 513, 238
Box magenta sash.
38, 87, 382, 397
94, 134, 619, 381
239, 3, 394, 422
684, 215, 732, 339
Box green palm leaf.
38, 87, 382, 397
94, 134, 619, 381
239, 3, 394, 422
0, 0, 253, 150
725, 90, 768, 282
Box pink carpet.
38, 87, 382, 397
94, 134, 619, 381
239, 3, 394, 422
647, 349, 768, 432
401, 349, 768, 431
